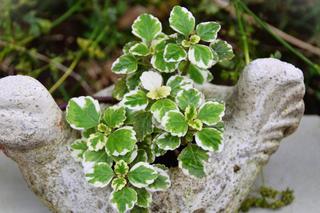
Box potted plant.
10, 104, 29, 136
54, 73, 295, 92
0, 5, 304, 213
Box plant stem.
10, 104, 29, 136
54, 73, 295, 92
48, 26, 108, 94
20, 0, 83, 45
237, 0, 320, 75
234, 0, 250, 65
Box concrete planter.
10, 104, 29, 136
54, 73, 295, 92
0, 58, 305, 212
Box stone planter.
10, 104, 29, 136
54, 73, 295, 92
0, 58, 305, 213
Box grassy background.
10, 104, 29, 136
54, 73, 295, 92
0, 0, 319, 114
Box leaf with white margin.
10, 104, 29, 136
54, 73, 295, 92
151, 51, 178, 73
210, 39, 234, 62
70, 139, 88, 161
126, 71, 142, 90
82, 150, 113, 172
188, 44, 217, 69
111, 145, 138, 164
140, 71, 163, 91
131, 206, 149, 213
132, 111, 153, 140
106, 126, 137, 156
166, 75, 193, 96
114, 160, 129, 176
150, 98, 178, 123
111, 177, 127, 191
161, 110, 188, 137
121, 90, 149, 111
132, 14, 162, 43
129, 42, 150, 56
147, 86, 171, 100
87, 132, 107, 151
187, 63, 211, 85
163, 43, 187, 62
195, 128, 223, 152
103, 105, 126, 129
122, 41, 139, 54
112, 77, 128, 101
154, 132, 180, 150
139, 143, 156, 163
184, 105, 197, 121
135, 188, 152, 208
131, 149, 148, 165
198, 101, 225, 125
110, 187, 137, 213
169, 6, 195, 36
85, 162, 114, 187
188, 119, 203, 131
196, 21, 221, 42
178, 144, 209, 178
66, 96, 100, 130
176, 88, 203, 111
111, 54, 138, 74
152, 143, 167, 157
128, 162, 158, 188
146, 165, 171, 192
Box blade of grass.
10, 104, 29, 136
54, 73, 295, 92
233, 0, 250, 65
237, 0, 320, 75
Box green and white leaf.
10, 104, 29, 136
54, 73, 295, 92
106, 126, 137, 156
146, 165, 171, 192
123, 41, 139, 54
188, 44, 217, 69
131, 206, 149, 213
135, 188, 152, 208
188, 119, 203, 131
87, 132, 107, 151
184, 105, 197, 121
147, 86, 171, 100
85, 162, 114, 187
111, 177, 127, 191
187, 63, 211, 84
112, 77, 128, 101
161, 110, 188, 137
169, 6, 195, 36
198, 101, 225, 125
126, 71, 142, 90
112, 54, 138, 74
152, 143, 167, 157
178, 144, 209, 178
166, 75, 193, 96
151, 51, 178, 73
140, 71, 163, 91
82, 150, 113, 172
176, 88, 203, 110
66, 96, 100, 130
111, 145, 138, 164
129, 42, 150, 56
195, 128, 223, 152
139, 143, 156, 163
132, 111, 153, 141
154, 132, 180, 150
131, 149, 148, 165
132, 14, 162, 43
210, 39, 234, 62
70, 139, 88, 161
128, 162, 158, 188
196, 21, 221, 42
121, 90, 149, 111
150, 98, 178, 123
163, 43, 187, 62
110, 187, 137, 213
114, 160, 129, 176
103, 105, 126, 129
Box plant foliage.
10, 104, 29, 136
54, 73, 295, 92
66, 6, 233, 213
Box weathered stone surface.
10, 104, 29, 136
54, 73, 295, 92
0, 58, 305, 213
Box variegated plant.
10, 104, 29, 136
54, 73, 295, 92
66, 6, 233, 213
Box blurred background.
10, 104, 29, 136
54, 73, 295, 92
0, 0, 319, 114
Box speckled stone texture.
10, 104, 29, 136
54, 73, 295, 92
0, 58, 305, 213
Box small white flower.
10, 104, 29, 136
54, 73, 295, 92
140, 71, 171, 100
